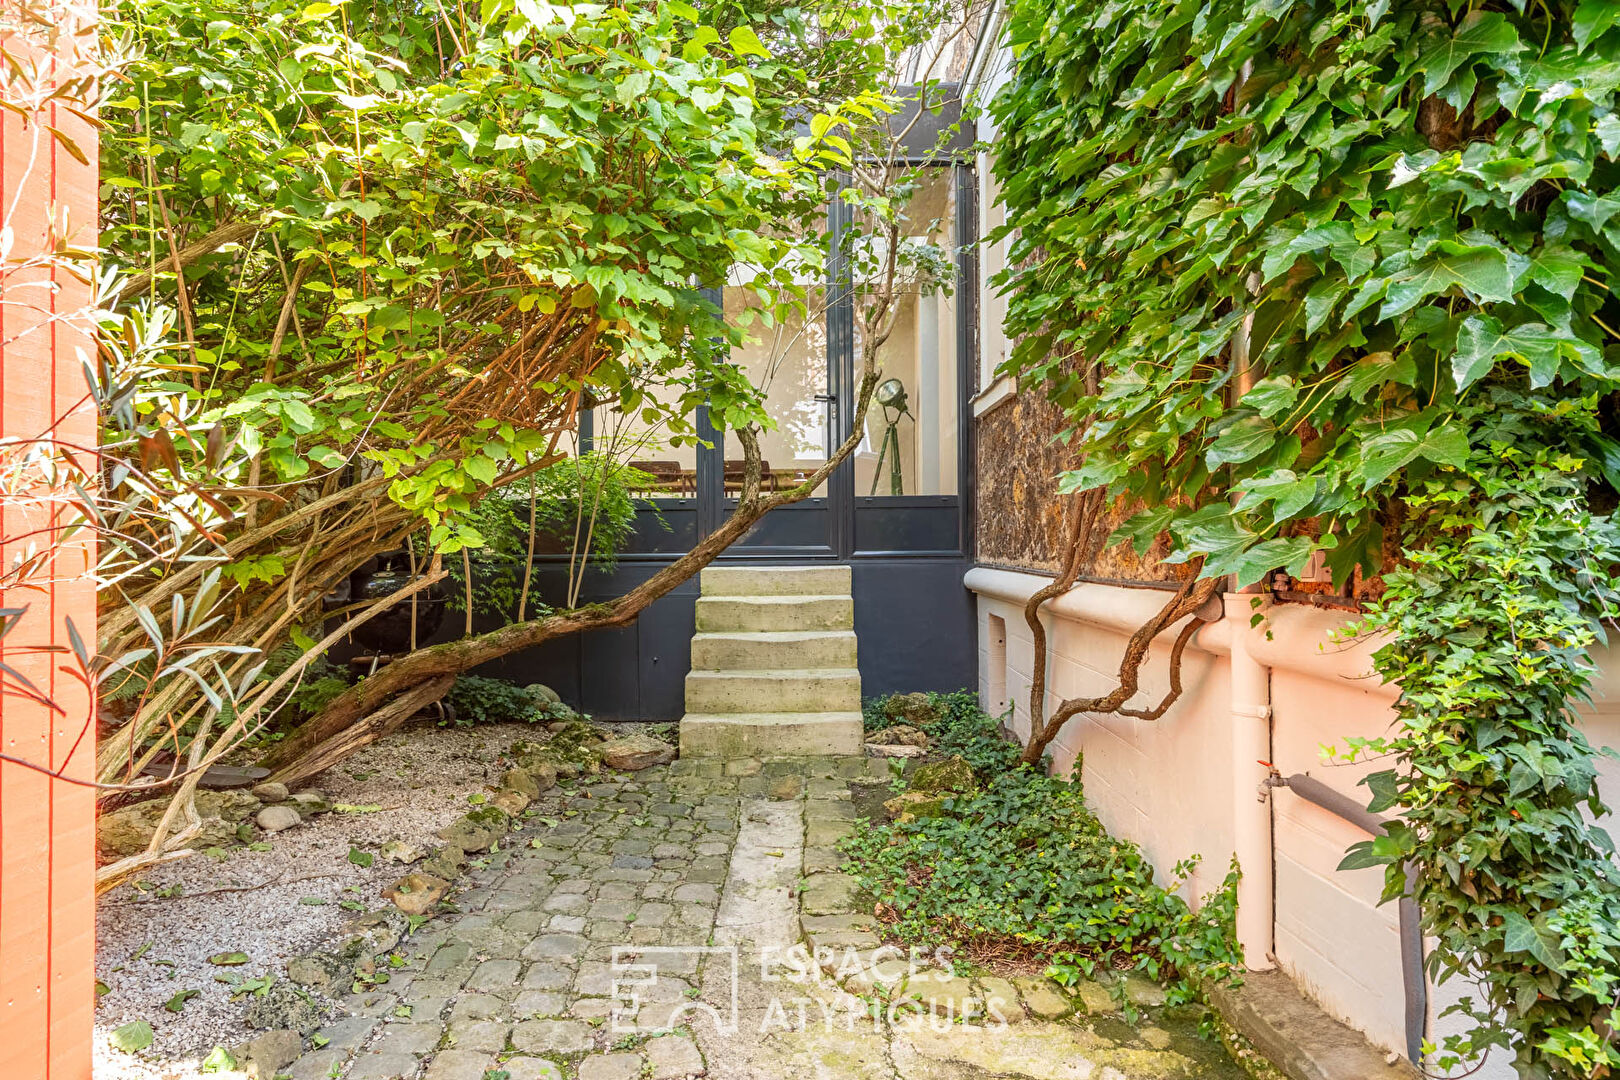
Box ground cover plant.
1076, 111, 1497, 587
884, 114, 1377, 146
844, 692, 1243, 1009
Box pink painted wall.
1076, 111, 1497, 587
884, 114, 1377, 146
0, 9, 100, 1078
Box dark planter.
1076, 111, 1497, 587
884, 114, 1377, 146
349, 553, 449, 654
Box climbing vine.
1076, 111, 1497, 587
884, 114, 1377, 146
990, 0, 1620, 1072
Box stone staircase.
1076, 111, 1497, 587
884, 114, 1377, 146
678, 565, 864, 758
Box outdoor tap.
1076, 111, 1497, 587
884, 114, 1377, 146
1257, 763, 1284, 803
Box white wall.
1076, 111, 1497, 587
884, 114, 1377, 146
967, 568, 1620, 1079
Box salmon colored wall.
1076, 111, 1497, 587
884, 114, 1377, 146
0, 11, 100, 1079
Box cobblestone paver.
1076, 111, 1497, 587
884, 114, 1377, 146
279, 754, 1248, 1080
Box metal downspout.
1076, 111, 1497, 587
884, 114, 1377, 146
1228, 595, 1276, 971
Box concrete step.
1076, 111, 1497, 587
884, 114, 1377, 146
701, 565, 852, 597
694, 595, 852, 633
690, 630, 858, 672
679, 712, 865, 757
685, 668, 861, 714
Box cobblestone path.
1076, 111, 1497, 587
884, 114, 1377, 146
278, 757, 1248, 1080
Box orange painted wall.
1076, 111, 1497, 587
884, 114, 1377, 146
0, 10, 101, 1080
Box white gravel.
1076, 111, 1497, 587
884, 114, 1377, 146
92, 719, 562, 1079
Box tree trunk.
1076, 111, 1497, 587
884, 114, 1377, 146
113, 218, 264, 302
268, 674, 454, 788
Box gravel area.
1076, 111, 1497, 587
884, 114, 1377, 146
92, 719, 579, 1079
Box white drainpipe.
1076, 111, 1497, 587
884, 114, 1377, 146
1228, 593, 1276, 970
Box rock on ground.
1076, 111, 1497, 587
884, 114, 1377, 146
598, 733, 676, 770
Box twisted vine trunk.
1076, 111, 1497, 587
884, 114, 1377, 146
1019, 491, 1221, 765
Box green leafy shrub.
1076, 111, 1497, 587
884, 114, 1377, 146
843, 695, 1240, 1004
289, 676, 350, 717
446, 675, 546, 727
443, 453, 665, 621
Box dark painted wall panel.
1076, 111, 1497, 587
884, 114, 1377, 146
849, 558, 975, 698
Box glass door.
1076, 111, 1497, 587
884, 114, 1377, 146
720, 279, 840, 556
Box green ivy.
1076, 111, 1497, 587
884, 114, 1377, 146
863, 689, 1025, 774
1344, 416, 1620, 1075
842, 701, 1242, 1004
445, 674, 562, 727
989, 0, 1620, 1071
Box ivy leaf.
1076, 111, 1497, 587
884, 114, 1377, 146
1234, 470, 1318, 523
1453, 317, 1564, 391
1574, 0, 1620, 50
1205, 415, 1277, 469
1415, 12, 1522, 97
1228, 536, 1313, 588
1107, 505, 1175, 556
462, 454, 498, 485
111, 1021, 154, 1053
1597, 115, 1620, 160
1241, 376, 1298, 419
1338, 839, 1391, 871
207, 951, 249, 966
728, 26, 771, 59
1166, 504, 1252, 566
1525, 243, 1590, 299
165, 988, 201, 1013
1362, 770, 1401, 815
1379, 245, 1515, 319
348, 847, 374, 868
1359, 423, 1470, 489
1338, 351, 1416, 402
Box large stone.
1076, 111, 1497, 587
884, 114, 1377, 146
438, 808, 510, 853
196, 789, 262, 823
511, 723, 606, 780
578, 1053, 642, 1080
492, 789, 530, 817
510, 1019, 593, 1054
502, 768, 541, 799
256, 805, 302, 832
908, 755, 975, 794
251, 781, 290, 803
232, 1028, 304, 1078
882, 691, 938, 727
599, 734, 675, 771
287, 953, 349, 994
524, 683, 562, 706
384, 872, 449, 916
1014, 977, 1072, 1019
97, 799, 166, 860
866, 742, 925, 758
380, 840, 423, 865
420, 845, 467, 881
245, 981, 328, 1034
868, 723, 929, 748
645, 1033, 704, 1079
287, 790, 333, 817
336, 910, 406, 960
799, 872, 860, 916
883, 791, 945, 823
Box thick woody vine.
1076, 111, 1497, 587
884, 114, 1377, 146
991, 0, 1620, 1074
